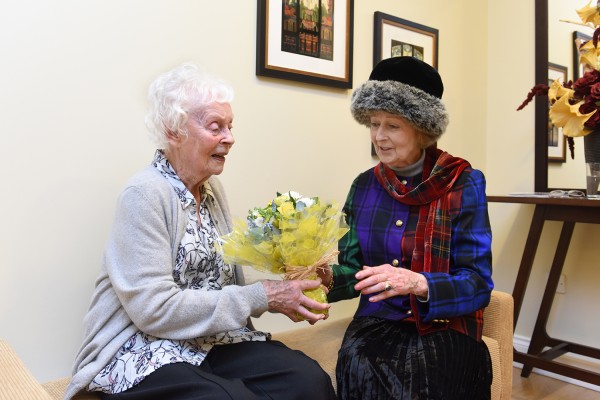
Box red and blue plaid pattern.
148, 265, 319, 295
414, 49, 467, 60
329, 147, 493, 341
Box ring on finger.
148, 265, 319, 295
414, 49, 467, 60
384, 281, 392, 291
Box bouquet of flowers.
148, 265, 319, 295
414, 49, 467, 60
518, 0, 600, 159
219, 191, 349, 317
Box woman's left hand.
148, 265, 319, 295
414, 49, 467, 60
354, 264, 428, 302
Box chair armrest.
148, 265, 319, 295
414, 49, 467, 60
482, 290, 514, 400
483, 290, 514, 349
0, 338, 53, 400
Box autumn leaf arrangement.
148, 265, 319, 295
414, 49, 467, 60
518, 0, 600, 159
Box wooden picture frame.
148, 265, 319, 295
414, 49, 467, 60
256, 0, 354, 89
548, 62, 568, 163
371, 12, 439, 156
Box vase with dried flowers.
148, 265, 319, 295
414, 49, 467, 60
518, 0, 600, 167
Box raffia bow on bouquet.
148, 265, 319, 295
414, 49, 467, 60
518, 0, 600, 159
218, 191, 349, 318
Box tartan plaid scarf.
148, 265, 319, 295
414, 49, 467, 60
374, 146, 470, 275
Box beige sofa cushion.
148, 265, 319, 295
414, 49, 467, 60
273, 317, 347, 389
0, 339, 53, 400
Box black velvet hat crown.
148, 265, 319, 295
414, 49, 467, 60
369, 56, 444, 98
351, 56, 449, 139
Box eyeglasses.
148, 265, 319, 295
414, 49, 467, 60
548, 190, 586, 198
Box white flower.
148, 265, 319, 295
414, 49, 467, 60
253, 215, 265, 226
287, 191, 302, 200
296, 197, 316, 209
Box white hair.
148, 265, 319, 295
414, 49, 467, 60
144, 63, 234, 149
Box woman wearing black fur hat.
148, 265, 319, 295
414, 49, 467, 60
319, 56, 493, 399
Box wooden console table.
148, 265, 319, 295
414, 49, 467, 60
488, 195, 600, 385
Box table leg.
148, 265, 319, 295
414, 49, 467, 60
512, 205, 546, 330
520, 221, 575, 377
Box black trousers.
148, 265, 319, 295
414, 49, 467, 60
98, 340, 336, 400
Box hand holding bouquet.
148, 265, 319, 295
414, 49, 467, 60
219, 191, 349, 318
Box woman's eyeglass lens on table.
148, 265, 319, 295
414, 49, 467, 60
549, 190, 586, 198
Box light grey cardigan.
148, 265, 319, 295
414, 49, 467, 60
65, 166, 268, 400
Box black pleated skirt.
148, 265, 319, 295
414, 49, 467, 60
336, 317, 492, 400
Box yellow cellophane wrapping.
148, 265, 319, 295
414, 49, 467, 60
219, 192, 349, 318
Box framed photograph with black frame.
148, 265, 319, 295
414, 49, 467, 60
573, 31, 591, 81
256, 0, 354, 89
548, 62, 568, 163
371, 11, 439, 156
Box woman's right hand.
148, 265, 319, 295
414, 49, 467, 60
261, 279, 330, 324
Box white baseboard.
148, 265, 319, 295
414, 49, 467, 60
513, 334, 600, 392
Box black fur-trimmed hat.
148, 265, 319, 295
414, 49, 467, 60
351, 56, 449, 139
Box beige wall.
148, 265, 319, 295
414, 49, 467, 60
1, 0, 599, 384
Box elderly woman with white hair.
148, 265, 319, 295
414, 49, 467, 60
65, 63, 336, 400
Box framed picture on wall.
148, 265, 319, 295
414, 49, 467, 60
256, 0, 354, 89
548, 62, 568, 163
573, 31, 592, 81
373, 12, 438, 69
371, 11, 439, 156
